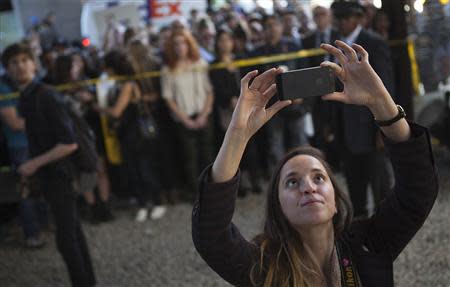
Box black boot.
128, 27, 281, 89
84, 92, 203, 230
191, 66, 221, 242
96, 200, 114, 222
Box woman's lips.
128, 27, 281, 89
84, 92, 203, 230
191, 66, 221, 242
300, 199, 324, 207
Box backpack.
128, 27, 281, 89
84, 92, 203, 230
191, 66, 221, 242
35, 84, 98, 172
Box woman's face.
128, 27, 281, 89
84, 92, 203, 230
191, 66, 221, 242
278, 155, 337, 228
217, 33, 234, 55
173, 35, 189, 59
71, 56, 83, 80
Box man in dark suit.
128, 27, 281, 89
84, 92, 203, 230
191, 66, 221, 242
251, 15, 309, 168
303, 6, 339, 66
303, 6, 341, 168
330, 1, 395, 217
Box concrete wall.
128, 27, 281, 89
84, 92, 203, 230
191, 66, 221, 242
13, 0, 82, 41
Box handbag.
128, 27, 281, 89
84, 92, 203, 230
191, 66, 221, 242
107, 83, 158, 140
136, 100, 158, 140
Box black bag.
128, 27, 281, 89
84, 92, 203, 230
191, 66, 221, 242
107, 83, 158, 140
66, 106, 99, 172
36, 85, 98, 172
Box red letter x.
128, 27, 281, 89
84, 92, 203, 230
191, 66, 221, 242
168, 1, 181, 16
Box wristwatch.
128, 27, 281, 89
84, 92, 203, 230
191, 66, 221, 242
375, 105, 406, 127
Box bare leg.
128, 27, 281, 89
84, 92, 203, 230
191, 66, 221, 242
97, 158, 111, 202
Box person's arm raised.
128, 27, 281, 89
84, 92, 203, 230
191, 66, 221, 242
211, 68, 292, 183
320, 40, 410, 142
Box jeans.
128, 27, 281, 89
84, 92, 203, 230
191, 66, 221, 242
176, 119, 214, 195
120, 135, 163, 207
9, 147, 48, 239
19, 198, 48, 239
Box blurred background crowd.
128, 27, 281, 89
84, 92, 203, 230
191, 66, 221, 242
0, 0, 449, 252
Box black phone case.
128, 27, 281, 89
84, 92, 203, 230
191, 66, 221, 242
277, 66, 335, 100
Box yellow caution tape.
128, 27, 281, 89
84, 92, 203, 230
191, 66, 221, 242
0, 38, 420, 166
0, 39, 413, 101
406, 37, 421, 96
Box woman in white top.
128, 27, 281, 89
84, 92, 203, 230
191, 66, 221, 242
161, 28, 215, 199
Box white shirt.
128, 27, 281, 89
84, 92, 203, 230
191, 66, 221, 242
315, 26, 332, 47
161, 59, 212, 118
342, 25, 362, 45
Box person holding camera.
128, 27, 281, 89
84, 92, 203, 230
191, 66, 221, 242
192, 41, 438, 287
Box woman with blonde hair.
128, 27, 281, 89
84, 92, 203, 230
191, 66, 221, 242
192, 41, 438, 286
161, 28, 214, 200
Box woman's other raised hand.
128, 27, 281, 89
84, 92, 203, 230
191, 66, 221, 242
229, 68, 292, 141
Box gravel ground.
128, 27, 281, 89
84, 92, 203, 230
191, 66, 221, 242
1, 150, 449, 287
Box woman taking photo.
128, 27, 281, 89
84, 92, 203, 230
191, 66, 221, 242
161, 28, 214, 200
192, 41, 438, 286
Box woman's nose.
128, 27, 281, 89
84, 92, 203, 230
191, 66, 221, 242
300, 179, 316, 194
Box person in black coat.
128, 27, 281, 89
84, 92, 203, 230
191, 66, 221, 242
303, 6, 341, 169
192, 41, 438, 286
250, 14, 309, 170
331, 1, 395, 217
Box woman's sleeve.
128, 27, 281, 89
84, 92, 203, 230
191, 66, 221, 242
160, 67, 174, 101
192, 165, 258, 287
200, 61, 213, 95
370, 123, 438, 260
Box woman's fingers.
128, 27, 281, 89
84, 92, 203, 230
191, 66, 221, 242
335, 40, 358, 62
320, 61, 344, 81
322, 92, 348, 103
260, 67, 282, 92
249, 68, 278, 91
321, 43, 348, 65
266, 100, 292, 120
351, 43, 369, 62
261, 83, 277, 103
241, 70, 259, 91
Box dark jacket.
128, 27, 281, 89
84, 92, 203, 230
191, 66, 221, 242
192, 123, 438, 287
18, 79, 78, 178
302, 28, 340, 147
338, 29, 395, 154
302, 28, 340, 67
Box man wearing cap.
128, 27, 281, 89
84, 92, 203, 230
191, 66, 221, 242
330, 0, 395, 218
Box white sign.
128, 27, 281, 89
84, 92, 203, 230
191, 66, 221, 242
148, 0, 207, 27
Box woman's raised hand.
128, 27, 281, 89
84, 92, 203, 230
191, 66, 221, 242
229, 68, 292, 140
320, 40, 411, 143
320, 40, 390, 109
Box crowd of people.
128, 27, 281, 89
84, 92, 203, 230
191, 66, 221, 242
0, 1, 421, 286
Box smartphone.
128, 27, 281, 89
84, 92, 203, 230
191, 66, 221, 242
276, 66, 335, 100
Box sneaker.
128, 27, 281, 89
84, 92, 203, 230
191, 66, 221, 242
25, 236, 45, 249
150, 205, 167, 220
135, 208, 148, 222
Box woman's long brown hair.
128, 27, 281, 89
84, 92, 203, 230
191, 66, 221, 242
250, 146, 353, 286
164, 28, 200, 70
127, 40, 158, 95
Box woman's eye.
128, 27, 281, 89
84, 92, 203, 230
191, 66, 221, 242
314, 174, 325, 182
286, 179, 298, 188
